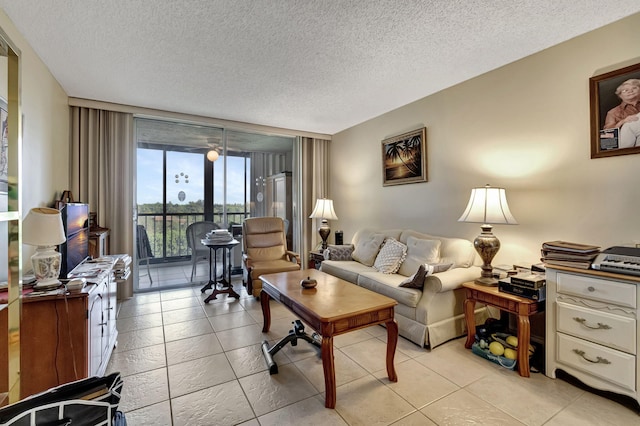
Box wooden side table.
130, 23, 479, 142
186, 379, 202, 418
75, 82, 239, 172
462, 281, 542, 377
308, 250, 324, 270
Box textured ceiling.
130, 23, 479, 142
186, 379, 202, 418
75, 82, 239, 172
0, 1, 639, 135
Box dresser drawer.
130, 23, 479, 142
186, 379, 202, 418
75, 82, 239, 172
557, 333, 636, 392
556, 301, 636, 354
557, 273, 636, 308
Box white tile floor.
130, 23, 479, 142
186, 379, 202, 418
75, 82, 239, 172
111, 270, 640, 425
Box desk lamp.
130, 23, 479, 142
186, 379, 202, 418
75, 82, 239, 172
309, 198, 338, 250
23, 207, 67, 289
458, 185, 517, 286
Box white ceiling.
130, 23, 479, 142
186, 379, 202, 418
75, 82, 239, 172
0, 1, 639, 135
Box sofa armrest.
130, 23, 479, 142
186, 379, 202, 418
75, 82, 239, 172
424, 266, 482, 293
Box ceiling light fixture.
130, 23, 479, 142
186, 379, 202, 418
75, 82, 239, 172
207, 149, 219, 162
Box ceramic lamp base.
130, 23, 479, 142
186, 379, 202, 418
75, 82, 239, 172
31, 245, 63, 289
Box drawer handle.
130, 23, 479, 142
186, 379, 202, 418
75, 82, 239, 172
572, 349, 611, 365
573, 317, 611, 330
587, 286, 595, 292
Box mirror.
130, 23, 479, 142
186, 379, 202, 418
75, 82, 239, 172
0, 25, 21, 403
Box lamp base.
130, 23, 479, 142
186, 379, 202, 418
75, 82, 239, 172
318, 220, 331, 251
31, 246, 63, 290
474, 276, 498, 287
34, 278, 62, 290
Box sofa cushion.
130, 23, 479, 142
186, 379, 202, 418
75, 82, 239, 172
352, 233, 385, 266
373, 238, 407, 273
398, 236, 441, 277
323, 244, 354, 261
399, 264, 428, 289
357, 271, 422, 308
400, 230, 477, 268
320, 259, 371, 283
399, 262, 454, 289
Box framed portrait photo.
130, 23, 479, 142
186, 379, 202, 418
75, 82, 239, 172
590, 62, 640, 158
382, 127, 427, 186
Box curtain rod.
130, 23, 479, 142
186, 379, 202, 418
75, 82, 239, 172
68, 97, 332, 141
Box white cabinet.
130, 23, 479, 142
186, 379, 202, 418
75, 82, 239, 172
545, 266, 640, 404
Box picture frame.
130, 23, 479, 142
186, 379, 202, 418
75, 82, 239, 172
382, 127, 427, 186
0, 97, 7, 192
590, 62, 640, 158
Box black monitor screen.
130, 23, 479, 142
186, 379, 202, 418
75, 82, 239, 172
59, 203, 89, 278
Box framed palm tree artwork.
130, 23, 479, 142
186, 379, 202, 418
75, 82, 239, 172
382, 127, 427, 186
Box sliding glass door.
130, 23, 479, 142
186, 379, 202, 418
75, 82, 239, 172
133, 117, 294, 290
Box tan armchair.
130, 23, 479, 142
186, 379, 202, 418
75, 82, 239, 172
242, 217, 301, 297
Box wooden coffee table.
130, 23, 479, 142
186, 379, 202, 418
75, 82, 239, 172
260, 269, 398, 408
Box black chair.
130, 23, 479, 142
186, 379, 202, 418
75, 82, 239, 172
137, 224, 153, 284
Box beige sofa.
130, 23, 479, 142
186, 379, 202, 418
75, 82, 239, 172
320, 228, 490, 349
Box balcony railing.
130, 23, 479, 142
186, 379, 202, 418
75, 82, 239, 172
137, 212, 248, 261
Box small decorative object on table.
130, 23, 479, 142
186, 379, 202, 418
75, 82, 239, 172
300, 276, 317, 288
65, 278, 86, 292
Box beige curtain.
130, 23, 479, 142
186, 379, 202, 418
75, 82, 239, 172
299, 137, 331, 258
70, 107, 135, 298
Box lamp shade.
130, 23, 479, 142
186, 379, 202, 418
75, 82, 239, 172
309, 199, 338, 220
23, 207, 66, 246
458, 185, 517, 225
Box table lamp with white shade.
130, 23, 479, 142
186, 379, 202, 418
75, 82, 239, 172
309, 198, 338, 250
458, 184, 518, 286
23, 207, 67, 289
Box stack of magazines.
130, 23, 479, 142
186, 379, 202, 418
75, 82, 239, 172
202, 229, 234, 244
541, 240, 601, 269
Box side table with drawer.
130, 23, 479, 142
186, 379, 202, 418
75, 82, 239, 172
545, 266, 640, 407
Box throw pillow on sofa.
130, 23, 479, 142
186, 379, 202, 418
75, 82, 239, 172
399, 262, 454, 289
373, 238, 407, 273
352, 233, 386, 266
398, 236, 442, 277
323, 244, 354, 261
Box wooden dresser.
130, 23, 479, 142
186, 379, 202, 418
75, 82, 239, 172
545, 266, 640, 406
17, 258, 118, 398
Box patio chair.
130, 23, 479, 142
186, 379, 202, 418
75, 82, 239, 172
186, 221, 220, 281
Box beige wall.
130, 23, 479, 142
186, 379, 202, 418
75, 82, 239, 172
331, 13, 640, 267
0, 10, 70, 267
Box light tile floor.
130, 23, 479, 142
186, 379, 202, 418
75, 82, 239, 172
110, 275, 640, 425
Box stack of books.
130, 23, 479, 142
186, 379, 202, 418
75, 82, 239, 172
541, 240, 601, 270
202, 229, 234, 244
106, 254, 132, 281
498, 273, 546, 301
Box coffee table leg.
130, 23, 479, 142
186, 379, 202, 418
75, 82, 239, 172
386, 319, 398, 382
517, 314, 531, 377
464, 296, 477, 349
260, 290, 271, 332
321, 336, 336, 409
